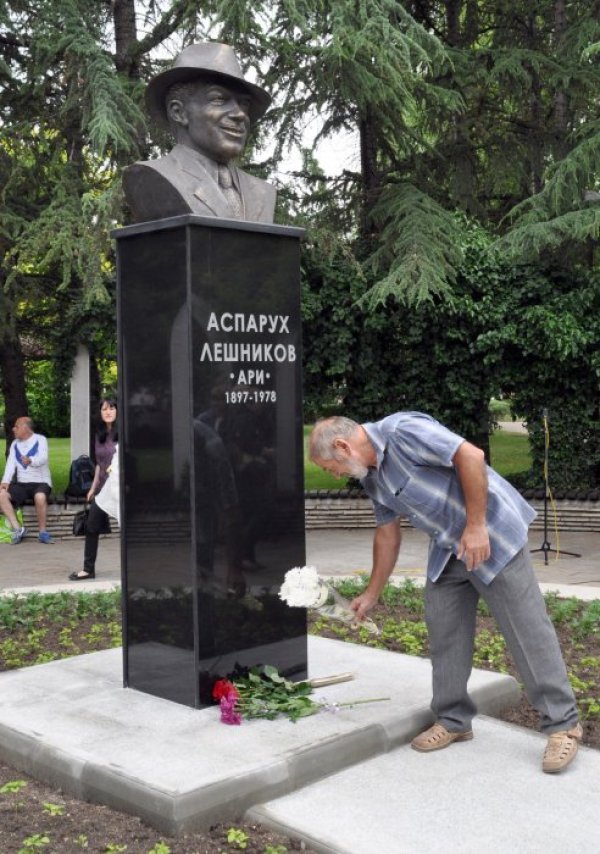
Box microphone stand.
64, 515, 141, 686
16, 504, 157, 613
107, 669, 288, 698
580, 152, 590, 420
530, 410, 581, 566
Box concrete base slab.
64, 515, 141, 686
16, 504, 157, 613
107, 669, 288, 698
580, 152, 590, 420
250, 716, 600, 854
0, 638, 519, 835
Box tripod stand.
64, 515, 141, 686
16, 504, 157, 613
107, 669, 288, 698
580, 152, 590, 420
530, 409, 581, 566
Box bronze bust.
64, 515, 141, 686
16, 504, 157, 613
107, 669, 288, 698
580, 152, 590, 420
123, 43, 276, 224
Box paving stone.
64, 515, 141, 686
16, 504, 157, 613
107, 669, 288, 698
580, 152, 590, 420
249, 716, 600, 854
0, 638, 519, 834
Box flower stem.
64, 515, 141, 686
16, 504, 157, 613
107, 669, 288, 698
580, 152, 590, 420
308, 672, 355, 688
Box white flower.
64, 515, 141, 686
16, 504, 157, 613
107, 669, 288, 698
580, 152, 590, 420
279, 565, 380, 635
279, 566, 324, 608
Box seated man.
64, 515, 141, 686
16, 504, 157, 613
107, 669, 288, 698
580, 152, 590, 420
0, 416, 53, 544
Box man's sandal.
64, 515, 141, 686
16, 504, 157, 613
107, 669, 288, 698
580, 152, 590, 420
411, 722, 474, 752
542, 723, 583, 773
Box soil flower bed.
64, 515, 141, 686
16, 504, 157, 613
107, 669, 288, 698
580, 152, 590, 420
311, 578, 600, 751
0, 582, 599, 852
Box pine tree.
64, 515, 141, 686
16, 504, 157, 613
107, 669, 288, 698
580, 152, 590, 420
209, 0, 462, 303
0, 0, 206, 445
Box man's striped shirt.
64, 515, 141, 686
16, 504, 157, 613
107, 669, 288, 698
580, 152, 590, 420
361, 412, 536, 585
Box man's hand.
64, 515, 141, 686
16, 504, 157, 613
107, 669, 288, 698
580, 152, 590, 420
0, 483, 8, 492
452, 441, 491, 571
351, 588, 380, 622
351, 519, 402, 619
21, 456, 31, 466
457, 522, 491, 571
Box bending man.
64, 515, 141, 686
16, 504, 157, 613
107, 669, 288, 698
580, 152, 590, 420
309, 412, 581, 774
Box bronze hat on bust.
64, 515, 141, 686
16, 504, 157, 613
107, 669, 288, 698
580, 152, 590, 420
145, 42, 271, 128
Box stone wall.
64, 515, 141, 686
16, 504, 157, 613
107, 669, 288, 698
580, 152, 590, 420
21, 502, 120, 539
19, 493, 600, 537
304, 493, 600, 532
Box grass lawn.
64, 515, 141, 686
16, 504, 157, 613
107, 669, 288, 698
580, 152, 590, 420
47, 429, 532, 496
302, 425, 532, 490
48, 438, 71, 494
489, 430, 532, 478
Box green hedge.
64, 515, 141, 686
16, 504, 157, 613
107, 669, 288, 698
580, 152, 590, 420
301, 230, 600, 491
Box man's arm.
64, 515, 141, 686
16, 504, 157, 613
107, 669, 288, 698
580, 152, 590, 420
452, 441, 491, 570
26, 435, 48, 467
1, 441, 17, 486
351, 518, 402, 620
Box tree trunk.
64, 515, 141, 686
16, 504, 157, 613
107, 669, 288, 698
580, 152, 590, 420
552, 0, 569, 160
358, 108, 380, 239
0, 332, 28, 459
0, 253, 28, 457
444, 0, 479, 214
445, 0, 462, 47
112, 0, 147, 161
526, 15, 544, 195
112, 0, 139, 77
529, 68, 544, 195
463, 0, 479, 47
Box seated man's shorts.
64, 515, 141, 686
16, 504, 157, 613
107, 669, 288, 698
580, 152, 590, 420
8, 482, 51, 506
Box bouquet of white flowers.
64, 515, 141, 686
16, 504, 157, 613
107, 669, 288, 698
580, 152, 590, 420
279, 566, 379, 635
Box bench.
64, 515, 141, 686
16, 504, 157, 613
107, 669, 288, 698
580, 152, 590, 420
18, 495, 120, 539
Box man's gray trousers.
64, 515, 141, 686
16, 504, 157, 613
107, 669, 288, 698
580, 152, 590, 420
424, 548, 578, 734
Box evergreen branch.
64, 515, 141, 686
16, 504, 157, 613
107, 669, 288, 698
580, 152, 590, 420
501, 124, 600, 239
494, 207, 600, 261
487, 47, 565, 85
261, 0, 458, 141
6, 163, 119, 306
582, 41, 600, 61
32, 2, 143, 156
82, 54, 146, 155
211, 0, 269, 45
361, 184, 463, 307
132, 0, 204, 60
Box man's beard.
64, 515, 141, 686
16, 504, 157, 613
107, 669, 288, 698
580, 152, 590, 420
347, 460, 369, 480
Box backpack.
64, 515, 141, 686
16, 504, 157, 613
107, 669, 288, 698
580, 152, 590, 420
65, 455, 95, 502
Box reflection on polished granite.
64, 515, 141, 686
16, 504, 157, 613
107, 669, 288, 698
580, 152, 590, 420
116, 217, 307, 707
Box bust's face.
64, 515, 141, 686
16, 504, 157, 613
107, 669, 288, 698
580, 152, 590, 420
168, 79, 251, 163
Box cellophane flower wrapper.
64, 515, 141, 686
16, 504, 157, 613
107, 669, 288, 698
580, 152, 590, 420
279, 566, 379, 635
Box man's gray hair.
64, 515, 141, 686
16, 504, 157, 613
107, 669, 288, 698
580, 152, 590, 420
308, 416, 361, 461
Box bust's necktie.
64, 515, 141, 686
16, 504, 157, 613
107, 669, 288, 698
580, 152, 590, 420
218, 164, 243, 219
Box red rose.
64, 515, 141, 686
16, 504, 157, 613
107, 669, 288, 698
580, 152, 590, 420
212, 679, 238, 701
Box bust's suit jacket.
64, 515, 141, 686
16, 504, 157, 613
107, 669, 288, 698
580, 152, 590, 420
122, 144, 276, 224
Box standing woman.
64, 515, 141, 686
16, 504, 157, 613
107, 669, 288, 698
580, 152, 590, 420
69, 397, 118, 581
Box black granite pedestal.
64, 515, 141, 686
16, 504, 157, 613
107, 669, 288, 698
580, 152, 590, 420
113, 215, 307, 708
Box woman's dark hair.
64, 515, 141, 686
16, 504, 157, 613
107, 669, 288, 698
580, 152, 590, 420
96, 397, 119, 444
